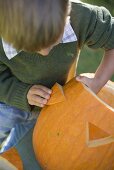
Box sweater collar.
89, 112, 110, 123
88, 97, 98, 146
2, 17, 77, 60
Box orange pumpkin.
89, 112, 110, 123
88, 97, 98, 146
33, 73, 114, 170
0, 148, 23, 170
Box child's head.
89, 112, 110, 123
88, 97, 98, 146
0, 0, 70, 53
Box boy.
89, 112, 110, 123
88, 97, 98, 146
0, 0, 114, 153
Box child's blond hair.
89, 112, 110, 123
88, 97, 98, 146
0, 0, 69, 52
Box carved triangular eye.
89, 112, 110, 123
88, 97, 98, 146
86, 122, 114, 147
88, 122, 109, 140
46, 83, 66, 105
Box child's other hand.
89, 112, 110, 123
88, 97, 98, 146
76, 75, 102, 94
27, 85, 52, 107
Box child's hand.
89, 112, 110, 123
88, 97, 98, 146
76, 75, 102, 94
27, 85, 52, 107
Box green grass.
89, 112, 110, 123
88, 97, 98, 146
77, 46, 114, 81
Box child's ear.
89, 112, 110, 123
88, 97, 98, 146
46, 83, 66, 105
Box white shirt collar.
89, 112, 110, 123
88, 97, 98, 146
2, 17, 77, 60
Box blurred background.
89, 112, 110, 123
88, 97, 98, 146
77, 0, 114, 80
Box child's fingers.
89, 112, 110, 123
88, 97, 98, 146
27, 85, 52, 107
76, 75, 86, 82
37, 85, 52, 94
28, 85, 52, 99
32, 88, 51, 99
33, 85, 52, 94
28, 99, 45, 108
29, 85, 51, 99
31, 94, 48, 105
76, 75, 91, 87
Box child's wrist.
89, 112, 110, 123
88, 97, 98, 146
92, 77, 105, 94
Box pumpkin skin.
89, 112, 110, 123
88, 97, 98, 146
33, 73, 114, 170
0, 148, 23, 170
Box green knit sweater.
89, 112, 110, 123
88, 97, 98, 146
0, 1, 114, 112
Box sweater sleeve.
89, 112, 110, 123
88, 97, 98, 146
71, 2, 114, 50
0, 61, 32, 112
